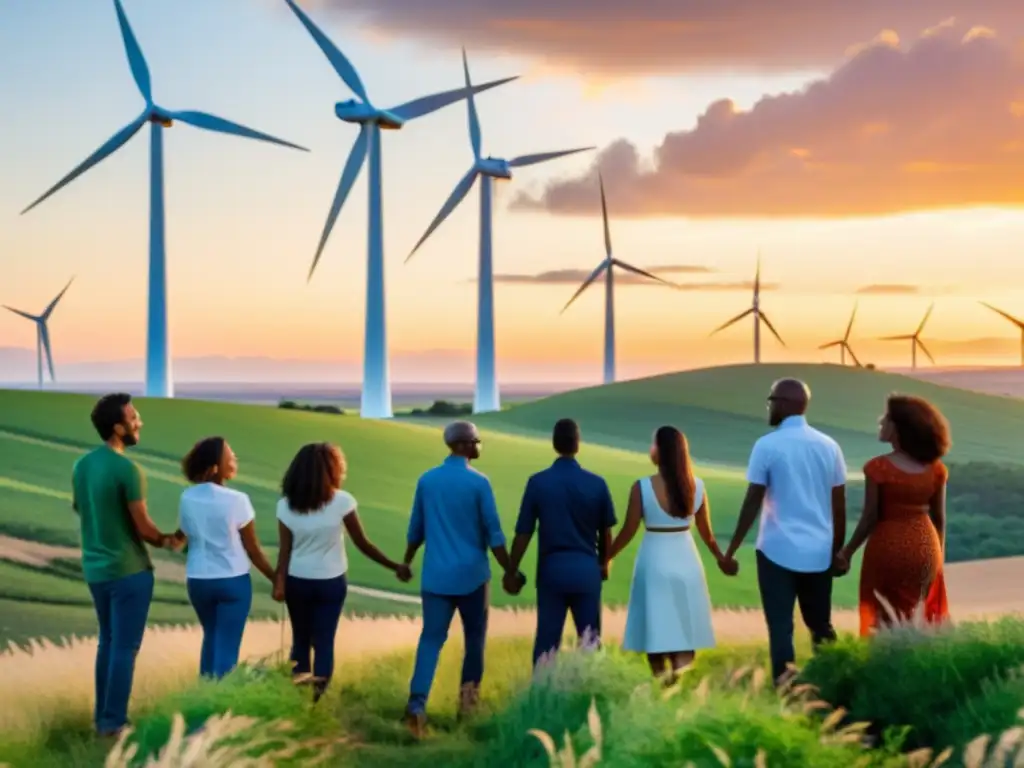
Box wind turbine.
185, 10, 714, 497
405, 50, 594, 414
21, 0, 307, 400
3, 278, 74, 390
879, 303, 935, 370
282, 2, 517, 420
819, 302, 861, 366
708, 255, 785, 363
979, 302, 1024, 366
561, 174, 677, 385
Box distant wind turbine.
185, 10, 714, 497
819, 302, 861, 366
21, 0, 308, 400
283, 1, 517, 420
979, 302, 1024, 366
3, 278, 74, 389
561, 174, 677, 385
708, 255, 785, 363
879, 303, 935, 370
406, 49, 594, 414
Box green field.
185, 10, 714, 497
2, 362, 1023, 646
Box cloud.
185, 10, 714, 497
510, 24, 1024, 219
856, 284, 920, 295
303, 2, 1024, 74
489, 269, 773, 291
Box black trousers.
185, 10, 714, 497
756, 550, 836, 683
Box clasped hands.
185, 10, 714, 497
501, 569, 527, 596
831, 549, 851, 577
716, 551, 740, 577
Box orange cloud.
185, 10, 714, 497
512, 25, 1024, 218
302, 2, 1024, 74
856, 284, 920, 295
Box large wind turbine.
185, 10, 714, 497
21, 0, 307, 400
283, 2, 517, 419
819, 302, 861, 366
879, 303, 935, 370
561, 174, 677, 385
979, 302, 1024, 366
405, 50, 593, 414
3, 278, 74, 389
709, 256, 785, 363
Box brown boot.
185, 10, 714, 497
457, 682, 480, 721
404, 709, 427, 740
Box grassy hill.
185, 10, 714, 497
481, 363, 1024, 466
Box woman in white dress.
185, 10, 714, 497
608, 426, 732, 682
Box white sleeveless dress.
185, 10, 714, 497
622, 476, 716, 653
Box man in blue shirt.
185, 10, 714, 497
402, 420, 516, 736
506, 418, 617, 666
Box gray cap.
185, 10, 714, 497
443, 420, 480, 446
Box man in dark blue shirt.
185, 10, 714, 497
506, 418, 617, 665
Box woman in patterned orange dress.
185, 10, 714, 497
833, 395, 952, 636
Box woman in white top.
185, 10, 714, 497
608, 426, 732, 684
274, 442, 412, 702
176, 437, 276, 680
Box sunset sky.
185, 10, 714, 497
2, 0, 1024, 383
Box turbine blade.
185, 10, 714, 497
22, 114, 147, 214
979, 301, 1024, 328
759, 312, 786, 347
754, 250, 761, 298
916, 302, 935, 334
560, 261, 609, 315
406, 168, 479, 262
612, 259, 676, 288
917, 338, 936, 364
389, 75, 518, 122
845, 343, 862, 366
709, 308, 754, 336
598, 172, 612, 259
818, 340, 841, 350
282, 0, 369, 102
39, 324, 56, 382
2, 306, 37, 322
113, 0, 152, 103
844, 300, 858, 340
308, 125, 370, 280
42, 277, 74, 319
170, 111, 308, 152
462, 49, 482, 159
508, 146, 595, 168
878, 334, 914, 341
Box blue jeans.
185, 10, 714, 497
284, 574, 348, 688
187, 574, 253, 679
534, 556, 602, 665
407, 582, 489, 715
88, 569, 154, 733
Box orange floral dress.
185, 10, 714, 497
858, 456, 949, 636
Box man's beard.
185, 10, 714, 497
122, 431, 139, 447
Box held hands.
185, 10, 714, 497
502, 569, 526, 596
717, 552, 739, 577
601, 561, 611, 582
272, 577, 286, 603
395, 563, 414, 583
164, 531, 187, 553
832, 550, 851, 577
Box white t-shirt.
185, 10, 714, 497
178, 483, 256, 580
276, 490, 356, 580
747, 415, 847, 573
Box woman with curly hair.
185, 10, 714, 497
833, 394, 952, 635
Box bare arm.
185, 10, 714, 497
509, 478, 537, 574
928, 482, 947, 557
692, 490, 725, 561
275, 521, 293, 585
239, 522, 276, 582
724, 484, 767, 560
345, 511, 401, 572
127, 500, 170, 548
840, 478, 880, 558
404, 480, 425, 566
831, 485, 847, 556
508, 533, 532, 575
608, 483, 643, 561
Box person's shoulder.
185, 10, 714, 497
216, 484, 251, 503
466, 464, 492, 485
331, 489, 357, 511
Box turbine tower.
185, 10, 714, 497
405, 49, 594, 414
819, 301, 861, 366
708, 255, 785, 363
21, 0, 308, 400
3, 278, 74, 389
979, 302, 1024, 366
879, 303, 935, 370
283, 1, 517, 419
561, 174, 677, 385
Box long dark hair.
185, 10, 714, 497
654, 426, 696, 519
886, 394, 951, 464
182, 436, 226, 484
281, 442, 345, 514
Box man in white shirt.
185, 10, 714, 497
720, 378, 847, 685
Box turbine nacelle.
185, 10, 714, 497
334, 100, 405, 130
476, 156, 512, 180
148, 107, 174, 128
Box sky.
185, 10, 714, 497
2, 0, 1024, 384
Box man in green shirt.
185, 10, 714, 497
72, 393, 180, 737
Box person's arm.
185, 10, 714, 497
345, 510, 402, 572
480, 481, 513, 572
725, 440, 770, 560
508, 478, 538, 574
124, 463, 171, 548
274, 521, 293, 599
607, 482, 642, 560
240, 522, 276, 582
928, 474, 947, 559
71, 466, 79, 516
831, 444, 848, 556
403, 479, 425, 566
840, 477, 880, 559
693, 488, 725, 562
597, 480, 617, 578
